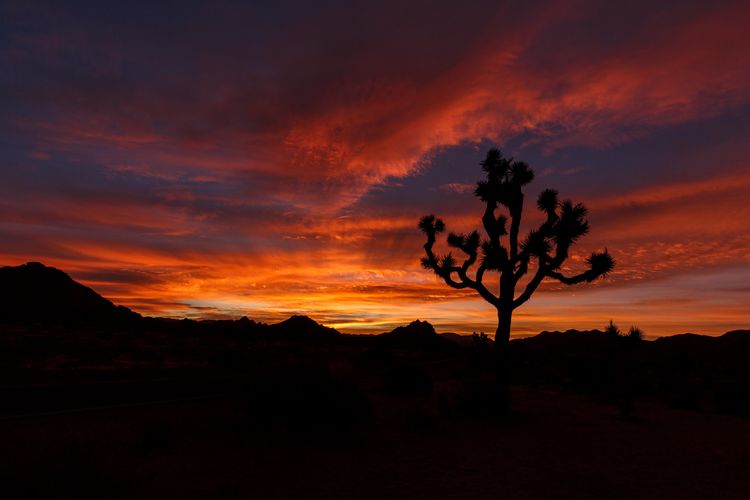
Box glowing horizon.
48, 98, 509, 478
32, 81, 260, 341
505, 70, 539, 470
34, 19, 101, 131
2, 1, 750, 336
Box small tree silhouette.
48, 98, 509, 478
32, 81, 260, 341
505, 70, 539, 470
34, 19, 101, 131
603, 320, 643, 416
419, 149, 614, 412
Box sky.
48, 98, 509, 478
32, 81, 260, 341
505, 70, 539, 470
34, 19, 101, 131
1, 0, 750, 336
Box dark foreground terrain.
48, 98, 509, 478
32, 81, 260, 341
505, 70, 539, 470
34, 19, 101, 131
3, 333, 750, 500
2, 262, 750, 498
3, 378, 750, 499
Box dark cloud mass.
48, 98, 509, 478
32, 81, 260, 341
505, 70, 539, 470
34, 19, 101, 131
1, 0, 749, 334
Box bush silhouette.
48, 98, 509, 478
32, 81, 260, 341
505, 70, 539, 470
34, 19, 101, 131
603, 320, 643, 416
419, 148, 614, 412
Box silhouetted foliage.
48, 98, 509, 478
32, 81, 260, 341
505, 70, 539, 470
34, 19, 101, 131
602, 320, 643, 416
469, 332, 495, 373
419, 149, 614, 411
472, 332, 492, 348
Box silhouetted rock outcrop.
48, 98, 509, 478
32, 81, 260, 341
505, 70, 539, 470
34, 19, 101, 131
377, 320, 454, 350
0, 262, 140, 325
267, 315, 340, 340
195, 316, 264, 335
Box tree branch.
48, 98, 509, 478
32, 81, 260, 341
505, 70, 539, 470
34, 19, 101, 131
441, 268, 472, 289
462, 264, 499, 306
421, 218, 499, 306
547, 270, 596, 285
512, 264, 547, 309
508, 197, 522, 260
482, 201, 500, 249
546, 268, 599, 285
546, 250, 614, 285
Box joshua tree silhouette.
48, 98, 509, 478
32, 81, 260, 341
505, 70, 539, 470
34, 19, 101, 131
419, 148, 614, 411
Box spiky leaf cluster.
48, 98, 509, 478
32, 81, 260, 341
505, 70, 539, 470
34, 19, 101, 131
536, 188, 558, 214
475, 148, 534, 208
604, 320, 644, 343
418, 214, 445, 236
481, 240, 507, 270
554, 200, 589, 247
521, 229, 552, 257
586, 250, 615, 277
447, 230, 480, 255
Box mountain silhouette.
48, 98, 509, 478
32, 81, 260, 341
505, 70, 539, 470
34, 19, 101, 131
650, 329, 750, 370
267, 314, 340, 339
511, 329, 608, 356
0, 262, 140, 325
377, 319, 454, 349
2, 261, 748, 360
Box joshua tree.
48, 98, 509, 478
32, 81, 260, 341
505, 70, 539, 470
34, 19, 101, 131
418, 149, 614, 411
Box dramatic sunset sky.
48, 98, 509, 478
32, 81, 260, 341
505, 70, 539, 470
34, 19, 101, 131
2, 1, 749, 336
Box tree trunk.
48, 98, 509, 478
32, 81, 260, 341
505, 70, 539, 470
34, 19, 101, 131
495, 306, 513, 415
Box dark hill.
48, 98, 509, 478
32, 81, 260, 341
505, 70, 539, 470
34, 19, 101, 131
440, 332, 474, 347
267, 315, 340, 340
0, 262, 140, 325
511, 329, 607, 356
197, 316, 264, 333
377, 320, 454, 350
648, 330, 750, 371
722, 329, 750, 337
718, 330, 750, 352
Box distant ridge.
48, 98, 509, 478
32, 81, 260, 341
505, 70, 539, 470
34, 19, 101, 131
1, 262, 747, 344
723, 329, 750, 336
383, 319, 436, 337
650, 330, 750, 362
268, 314, 340, 339
439, 332, 475, 347
0, 262, 140, 324
536, 329, 604, 336
377, 320, 453, 349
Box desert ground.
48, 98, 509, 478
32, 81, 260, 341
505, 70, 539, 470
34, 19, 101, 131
2, 345, 749, 500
